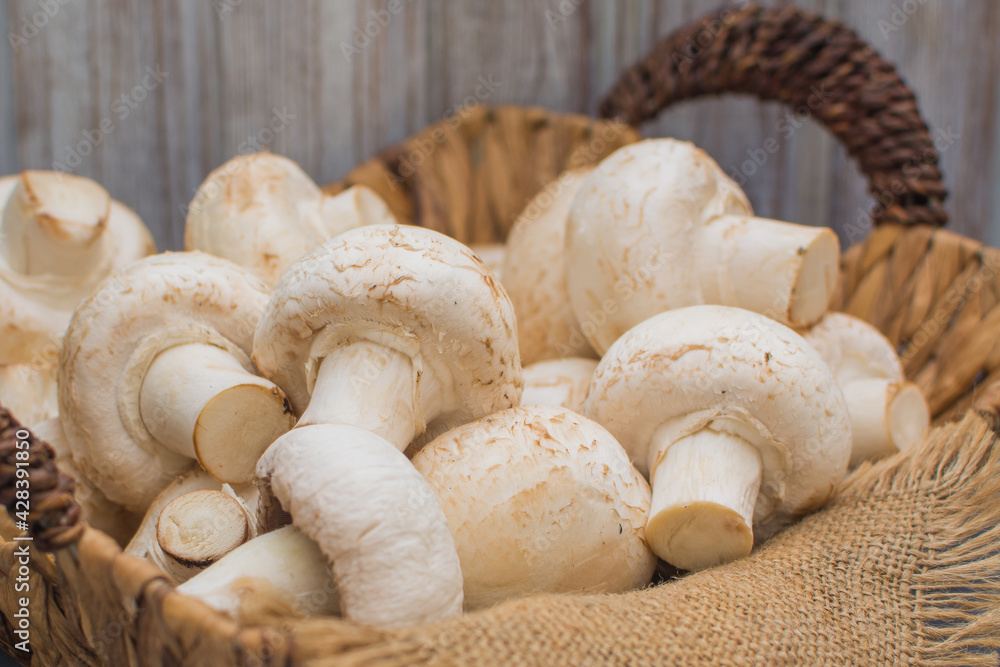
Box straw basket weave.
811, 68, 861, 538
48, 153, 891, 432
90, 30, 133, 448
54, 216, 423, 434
2, 4, 999, 665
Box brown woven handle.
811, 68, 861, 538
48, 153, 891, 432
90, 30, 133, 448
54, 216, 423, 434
0, 407, 83, 552
598, 2, 948, 228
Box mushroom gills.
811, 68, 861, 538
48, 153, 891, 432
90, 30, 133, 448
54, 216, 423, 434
139, 342, 295, 485
646, 425, 763, 572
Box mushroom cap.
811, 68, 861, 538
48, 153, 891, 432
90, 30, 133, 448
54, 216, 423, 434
412, 405, 655, 610
0, 173, 155, 365
253, 224, 522, 433
185, 153, 324, 285
58, 252, 273, 513
256, 423, 464, 627
803, 312, 904, 382
468, 243, 506, 282
565, 139, 752, 353
520, 357, 598, 412
185, 152, 395, 285
584, 305, 851, 541
502, 169, 597, 364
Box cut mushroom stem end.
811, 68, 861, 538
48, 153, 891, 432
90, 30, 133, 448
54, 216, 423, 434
139, 343, 295, 485
698, 215, 840, 328
154, 489, 251, 583
646, 427, 763, 572
846, 378, 929, 466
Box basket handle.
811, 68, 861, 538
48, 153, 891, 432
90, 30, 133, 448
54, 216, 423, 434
0, 407, 83, 552
598, 2, 948, 228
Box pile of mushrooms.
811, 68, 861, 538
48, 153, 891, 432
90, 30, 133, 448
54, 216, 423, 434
0, 138, 931, 628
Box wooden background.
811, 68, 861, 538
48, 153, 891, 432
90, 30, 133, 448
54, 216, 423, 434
0, 0, 997, 252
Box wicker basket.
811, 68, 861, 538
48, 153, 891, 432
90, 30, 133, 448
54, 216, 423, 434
2, 4, 998, 665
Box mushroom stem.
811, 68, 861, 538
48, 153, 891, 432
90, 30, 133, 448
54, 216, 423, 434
696, 215, 839, 327
645, 426, 763, 571
1, 171, 111, 277
298, 340, 436, 449
177, 525, 340, 621
844, 378, 929, 466
152, 489, 253, 584
139, 343, 294, 485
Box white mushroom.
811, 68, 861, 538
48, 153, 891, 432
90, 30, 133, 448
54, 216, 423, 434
59, 253, 296, 513
412, 405, 656, 610
255, 423, 463, 627
802, 312, 929, 466
503, 169, 597, 364
177, 525, 340, 622
520, 357, 598, 412
153, 489, 255, 583
124, 468, 223, 560
469, 243, 506, 281
0, 362, 58, 428
252, 224, 522, 449
0, 171, 155, 366
584, 305, 851, 572
566, 139, 840, 354
32, 417, 142, 546
185, 152, 397, 286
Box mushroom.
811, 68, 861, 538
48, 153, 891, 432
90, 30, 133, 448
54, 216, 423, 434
468, 243, 506, 281
520, 357, 598, 412
0, 170, 155, 366
503, 168, 597, 364
802, 312, 929, 466
412, 405, 656, 610
32, 417, 142, 547
0, 362, 59, 428
185, 152, 397, 286
255, 423, 463, 627
252, 224, 522, 450
565, 139, 840, 354
177, 525, 340, 622
152, 489, 256, 583
583, 305, 851, 571
58, 252, 296, 513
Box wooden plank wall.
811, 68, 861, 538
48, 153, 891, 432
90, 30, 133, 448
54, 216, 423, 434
1, 0, 998, 251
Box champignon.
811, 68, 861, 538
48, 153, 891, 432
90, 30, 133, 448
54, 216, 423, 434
0, 362, 59, 428
520, 357, 598, 412
584, 305, 851, 571
503, 169, 597, 364
32, 417, 142, 546
469, 243, 506, 281
178, 525, 340, 621
59, 252, 296, 513
412, 405, 655, 610
0, 171, 155, 366
565, 139, 840, 353
185, 152, 397, 285
252, 224, 522, 449
152, 489, 255, 583
255, 423, 463, 627
802, 312, 929, 466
